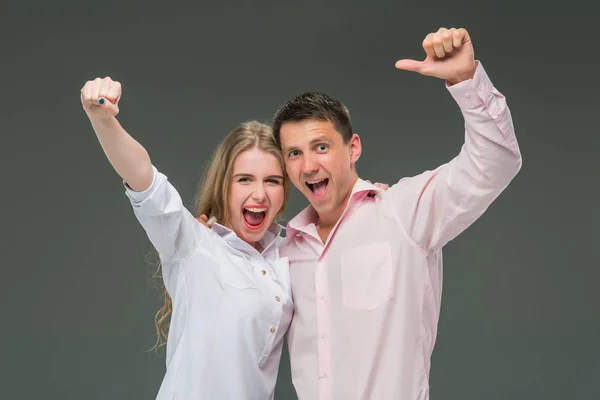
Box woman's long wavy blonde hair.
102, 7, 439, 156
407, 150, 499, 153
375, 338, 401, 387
150, 120, 289, 351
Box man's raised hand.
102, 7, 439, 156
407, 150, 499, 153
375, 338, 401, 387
395, 27, 477, 85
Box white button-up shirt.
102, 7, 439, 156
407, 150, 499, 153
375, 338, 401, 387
124, 166, 294, 400
281, 61, 522, 399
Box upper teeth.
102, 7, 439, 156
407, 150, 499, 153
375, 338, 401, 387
307, 179, 326, 184
244, 207, 267, 212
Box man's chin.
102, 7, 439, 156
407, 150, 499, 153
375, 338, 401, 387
309, 199, 333, 215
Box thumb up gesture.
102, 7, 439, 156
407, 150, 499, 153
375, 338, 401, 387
395, 27, 477, 85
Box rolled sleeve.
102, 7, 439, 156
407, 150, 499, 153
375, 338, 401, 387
124, 165, 206, 263
124, 165, 161, 204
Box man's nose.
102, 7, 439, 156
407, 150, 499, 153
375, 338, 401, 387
302, 154, 319, 176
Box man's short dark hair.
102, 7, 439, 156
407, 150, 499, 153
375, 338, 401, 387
272, 92, 353, 148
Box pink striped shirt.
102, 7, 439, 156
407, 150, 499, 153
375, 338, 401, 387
281, 61, 522, 400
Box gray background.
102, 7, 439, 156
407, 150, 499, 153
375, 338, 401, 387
1, 1, 598, 399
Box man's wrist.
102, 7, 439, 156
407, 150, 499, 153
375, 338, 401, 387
447, 61, 478, 86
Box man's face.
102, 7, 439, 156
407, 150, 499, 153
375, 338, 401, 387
280, 119, 361, 218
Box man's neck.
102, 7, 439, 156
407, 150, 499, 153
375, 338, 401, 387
317, 206, 344, 232
315, 176, 358, 241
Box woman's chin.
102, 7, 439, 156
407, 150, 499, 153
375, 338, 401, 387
238, 217, 273, 245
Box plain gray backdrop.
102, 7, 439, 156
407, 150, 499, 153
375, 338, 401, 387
1, 1, 598, 399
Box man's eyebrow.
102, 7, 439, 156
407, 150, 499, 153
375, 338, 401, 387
309, 135, 334, 145
282, 136, 334, 154
282, 145, 296, 154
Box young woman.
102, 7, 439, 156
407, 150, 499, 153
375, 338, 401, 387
81, 76, 293, 399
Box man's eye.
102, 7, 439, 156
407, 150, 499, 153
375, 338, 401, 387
317, 144, 328, 151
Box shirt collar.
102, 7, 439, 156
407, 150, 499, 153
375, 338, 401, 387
285, 177, 382, 239
210, 221, 285, 254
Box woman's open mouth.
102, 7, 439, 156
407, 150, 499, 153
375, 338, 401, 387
242, 205, 268, 230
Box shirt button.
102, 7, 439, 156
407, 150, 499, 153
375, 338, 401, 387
275, 296, 281, 302
270, 327, 276, 333
260, 270, 267, 275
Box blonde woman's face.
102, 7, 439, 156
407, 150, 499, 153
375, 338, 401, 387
227, 147, 285, 247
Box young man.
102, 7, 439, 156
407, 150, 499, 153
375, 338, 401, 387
273, 27, 522, 399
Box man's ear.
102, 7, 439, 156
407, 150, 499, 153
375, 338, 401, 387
349, 133, 362, 164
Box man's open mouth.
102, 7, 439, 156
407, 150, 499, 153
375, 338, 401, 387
305, 178, 329, 197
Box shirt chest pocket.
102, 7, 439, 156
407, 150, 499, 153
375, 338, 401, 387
219, 254, 255, 290
340, 241, 394, 310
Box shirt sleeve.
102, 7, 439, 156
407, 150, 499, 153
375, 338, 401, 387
124, 165, 207, 263
387, 61, 522, 252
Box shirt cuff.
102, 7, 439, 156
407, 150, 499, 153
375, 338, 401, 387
123, 165, 160, 204
446, 61, 498, 110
